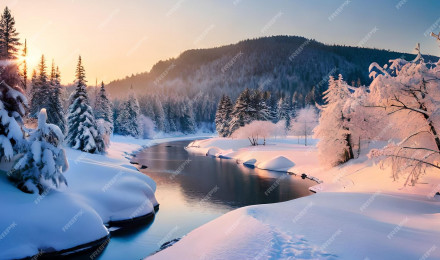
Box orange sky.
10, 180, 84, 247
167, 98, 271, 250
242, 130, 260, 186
7, 0, 440, 85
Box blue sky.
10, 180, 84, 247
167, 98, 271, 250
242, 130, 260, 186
8, 0, 440, 83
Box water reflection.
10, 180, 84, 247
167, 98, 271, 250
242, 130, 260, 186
96, 140, 314, 260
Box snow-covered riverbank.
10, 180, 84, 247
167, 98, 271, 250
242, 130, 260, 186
150, 137, 440, 259
0, 134, 211, 260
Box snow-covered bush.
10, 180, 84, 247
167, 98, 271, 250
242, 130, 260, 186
291, 106, 318, 146
232, 120, 277, 146
96, 118, 112, 149
9, 109, 68, 194
139, 115, 156, 139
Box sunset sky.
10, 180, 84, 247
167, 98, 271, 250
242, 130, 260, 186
8, 0, 440, 84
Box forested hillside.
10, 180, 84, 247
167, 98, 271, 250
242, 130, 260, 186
107, 35, 437, 101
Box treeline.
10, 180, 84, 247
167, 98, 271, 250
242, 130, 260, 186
215, 88, 314, 137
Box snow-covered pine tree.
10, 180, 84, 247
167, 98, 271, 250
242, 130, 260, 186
67, 56, 105, 153
250, 89, 271, 121
0, 75, 27, 162
215, 94, 233, 137
94, 81, 113, 133
277, 96, 292, 133
10, 109, 68, 194
152, 96, 165, 132
115, 90, 141, 137
0, 7, 21, 60
314, 75, 353, 166
47, 62, 66, 134
29, 55, 50, 117
268, 92, 279, 123
180, 98, 196, 134
229, 88, 252, 135
19, 39, 27, 90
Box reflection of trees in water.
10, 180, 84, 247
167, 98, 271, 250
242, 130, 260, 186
136, 141, 314, 209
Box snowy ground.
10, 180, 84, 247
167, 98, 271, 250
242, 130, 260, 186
150, 137, 440, 259
0, 134, 212, 260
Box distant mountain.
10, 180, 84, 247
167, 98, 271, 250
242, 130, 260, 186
106, 35, 438, 101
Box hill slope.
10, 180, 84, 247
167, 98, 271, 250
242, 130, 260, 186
107, 35, 437, 101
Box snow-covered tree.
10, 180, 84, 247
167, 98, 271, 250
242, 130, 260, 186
232, 121, 277, 146
94, 82, 113, 133
180, 98, 196, 134
152, 96, 165, 132
67, 56, 105, 153
277, 96, 292, 133
10, 109, 68, 194
250, 89, 271, 121
215, 94, 233, 137
367, 44, 440, 184
291, 106, 318, 146
30, 55, 50, 117
0, 76, 27, 162
139, 114, 156, 139
229, 88, 253, 134
115, 90, 141, 137
0, 7, 20, 60
47, 62, 66, 134
19, 39, 27, 90
314, 75, 353, 166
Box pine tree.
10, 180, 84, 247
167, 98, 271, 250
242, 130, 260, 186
215, 94, 233, 137
314, 75, 353, 166
47, 62, 66, 134
268, 92, 279, 123
0, 7, 20, 60
180, 98, 196, 134
30, 55, 50, 117
67, 56, 104, 153
94, 81, 113, 133
229, 88, 252, 134
10, 109, 68, 194
19, 39, 27, 89
0, 79, 27, 161
115, 90, 141, 137
152, 96, 165, 132
277, 96, 292, 133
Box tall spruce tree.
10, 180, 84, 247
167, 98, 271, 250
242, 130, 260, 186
67, 56, 104, 153
229, 88, 253, 135
19, 39, 27, 89
47, 62, 66, 134
30, 55, 50, 117
0, 7, 20, 60
215, 94, 233, 137
277, 96, 292, 133
115, 90, 141, 137
180, 98, 196, 134
94, 81, 113, 133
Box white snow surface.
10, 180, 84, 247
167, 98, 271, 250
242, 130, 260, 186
0, 134, 211, 259
150, 137, 440, 260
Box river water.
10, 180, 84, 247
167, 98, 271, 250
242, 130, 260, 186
97, 140, 315, 259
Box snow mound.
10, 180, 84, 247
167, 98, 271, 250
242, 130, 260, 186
243, 159, 257, 168
257, 156, 295, 172
206, 147, 221, 156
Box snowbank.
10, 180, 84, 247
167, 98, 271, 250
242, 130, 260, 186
0, 134, 211, 259
150, 136, 440, 259
150, 192, 440, 259
256, 155, 295, 172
